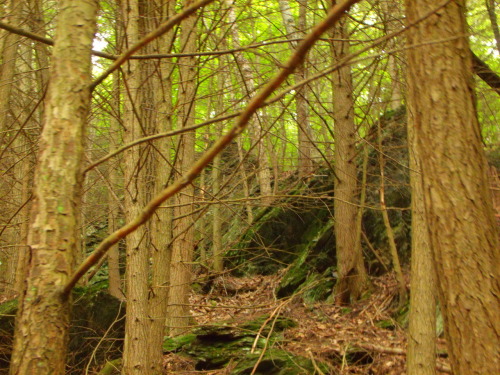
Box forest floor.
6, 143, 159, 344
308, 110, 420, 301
164, 272, 451, 374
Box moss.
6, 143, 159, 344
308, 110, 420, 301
227, 172, 335, 276
97, 359, 122, 375
0, 298, 17, 315
276, 220, 335, 299
232, 349, 329, 375
239, 315, 297, 334
163, 333, 197, 352
164, 315, 324, 373
375, 319, 397, 330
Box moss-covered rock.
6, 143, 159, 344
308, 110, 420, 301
164, 315, 327, 374
276, 219, 335, 301
227, 171, 335, 276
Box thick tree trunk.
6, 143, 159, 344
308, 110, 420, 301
331, 0, 368, 304
405, 1, 500, 374
9, 1, 97, 373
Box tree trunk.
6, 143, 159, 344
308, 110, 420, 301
485, 0, 500, 54
168, 0, 198, 337
0, 0, 21, 134
9, 1, 97, 373
278, 0, 314, 177
225, 0, 273, 206
0, 0, 23, 296
148, 0, 175, 370
121, 0, 151, 372
212, 58, 226, 273
407, 109, 436, 375
378, 0, 403, 109
331, 0, 368, 304
405, 1, 500, 374
107, 69, 122, 300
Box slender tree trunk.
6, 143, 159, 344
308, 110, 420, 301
485, 0, 500, 54
225, 0, 273, 206
279, 0, 314, 177
331, 0, 368, 304
0, 0, 23, 296
107, 69, 122, 300
121, 0, 150, 372
10, 1, 97, 373
237, 137, 254, 224
29, 0, 50, 98
405, 1, 500, 374
168, 0, 198, 337
0, 0, 21, 135
212, 58, 225, 273
13, 0, 48, 294
9, 36, 34, 296
407, 110, 436, 375
378, 0, 403, 109
148, 0, 175, 370
13, 148, 32, 294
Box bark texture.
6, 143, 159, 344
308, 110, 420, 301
0, 0, 23, 296
331, 0, 368, 304
107, 70, 122, 300
169, 0, 198, 337
9, 0, 97, 373
121, 1, 150, 373
148, 0, 175, 370
407, 112, 436, 375
405, 1, 500, 374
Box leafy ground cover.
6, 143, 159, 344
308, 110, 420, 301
163, 272, 451, 374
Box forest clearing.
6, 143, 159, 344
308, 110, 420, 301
0, 0, 499, 374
